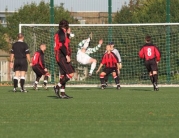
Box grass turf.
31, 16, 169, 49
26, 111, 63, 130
0, 86, 179, 138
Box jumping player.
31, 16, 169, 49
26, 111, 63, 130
53, 19, 75, 99
31, 44, 50, 90
77, 34, 103, 76
96, 45, 121, 89
139, 35, 161, 91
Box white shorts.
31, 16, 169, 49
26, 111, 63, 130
77, 50, 91, 65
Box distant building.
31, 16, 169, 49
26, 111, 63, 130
0, 11, 14, 27
71, 11, 115, 24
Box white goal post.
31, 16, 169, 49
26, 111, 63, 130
19, 23, 179, 85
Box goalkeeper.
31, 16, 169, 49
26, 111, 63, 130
77, 34, 103, 76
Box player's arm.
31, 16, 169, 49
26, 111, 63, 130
86, 39, 103, 54
25, 44, 31, 63
9, 45, 14, 68
96, 63, 103, 74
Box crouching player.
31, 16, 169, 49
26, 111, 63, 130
96, 45, 121, 89
77, 33, 103, 76
31, 44, 50, 90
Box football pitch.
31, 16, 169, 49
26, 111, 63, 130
0, 86, 179, 138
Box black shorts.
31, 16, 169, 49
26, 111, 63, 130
103, 67, 118, 76
32, 65, 47, 77
145, 59, 158, 72
57, 57, 75, 75
14, 58, 28, 72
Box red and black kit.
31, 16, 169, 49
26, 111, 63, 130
139, 43, 161, 72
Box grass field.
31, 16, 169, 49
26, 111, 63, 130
0, 86, 179, 138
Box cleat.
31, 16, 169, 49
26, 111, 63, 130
60, 95, 69, 99
53, 86, 60, 98
101, 84, 106, 89
13, 88, 17, 92
20, 89, 28, 93
42, 84, 48, 90
88, 73, 93, 77
116, 84, 121, 90
153, 83, 159, 91
33, 84, 38, 90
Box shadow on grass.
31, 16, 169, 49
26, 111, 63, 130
130, 88, 152, 91
47, 95, 59, 99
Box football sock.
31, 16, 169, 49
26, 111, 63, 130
100, 75, 105, 84
104, 75, 108, 83
114, 76, 120, 85
13, 76, 18, 88
20, 77, 25, 90
150, 75, 154, 84
89, 62, 96, 74
153, 74, 158, 85
44, 76, 48, 86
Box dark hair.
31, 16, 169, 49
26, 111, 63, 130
59, 19, 69, 30
145, 35, 151, 42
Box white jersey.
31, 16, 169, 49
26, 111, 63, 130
112, 48, 122, 63
77, 39, 101, 64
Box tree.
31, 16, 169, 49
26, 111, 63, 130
0, 25, 9, 52
114, 0, 179, 23
5, 1, 78, 41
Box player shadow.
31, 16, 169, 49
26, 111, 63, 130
47, 95, 59, 99
130, 88, 152, 92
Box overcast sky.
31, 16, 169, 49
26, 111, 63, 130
0, 0, 130, 12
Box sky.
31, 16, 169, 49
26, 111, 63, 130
0, 0, 130, 12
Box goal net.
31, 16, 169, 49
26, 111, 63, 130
19, 23, 179, 85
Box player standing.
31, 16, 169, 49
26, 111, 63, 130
104, 42, 122, 86
96, 45, 120, 89
10, 33, 31, 92
31, 44, 50, 90
77, 34, 103, 76
139, 35, 161, 91
53, 19, 75, 99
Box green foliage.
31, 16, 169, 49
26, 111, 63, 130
114, 0, 179, 23
0, 24, 9, 52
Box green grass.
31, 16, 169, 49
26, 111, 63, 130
0, 86, 179, 138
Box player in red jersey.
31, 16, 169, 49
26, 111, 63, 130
96, 45, 121, 89
53, 19, 75, 99
31, 44, 50, 90
139, 35, 161, 91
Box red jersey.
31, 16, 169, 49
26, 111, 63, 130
101, 52, 119, 68
139, 43, 161, 61
32, 50, 45, 69
54, 29, 70, 62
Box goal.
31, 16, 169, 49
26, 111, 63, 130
19, 23, 179, 85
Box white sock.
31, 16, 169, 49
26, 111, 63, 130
89, 62, 96, 74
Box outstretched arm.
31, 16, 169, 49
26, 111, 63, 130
86, 39, 103, 54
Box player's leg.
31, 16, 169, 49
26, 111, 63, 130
19, 71, 27, 92
32, 66, 42, 90
43, 72, 50, 90
151, 60, 159, 91
112, 69, 120, 89
13, 71, 20, 92
88, 58, 97, 76
100, 72, 107, 89
59, 73, 74, 98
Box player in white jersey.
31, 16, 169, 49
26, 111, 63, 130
77, 34, 103, 76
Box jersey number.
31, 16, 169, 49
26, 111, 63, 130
147, 48, 152, 56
